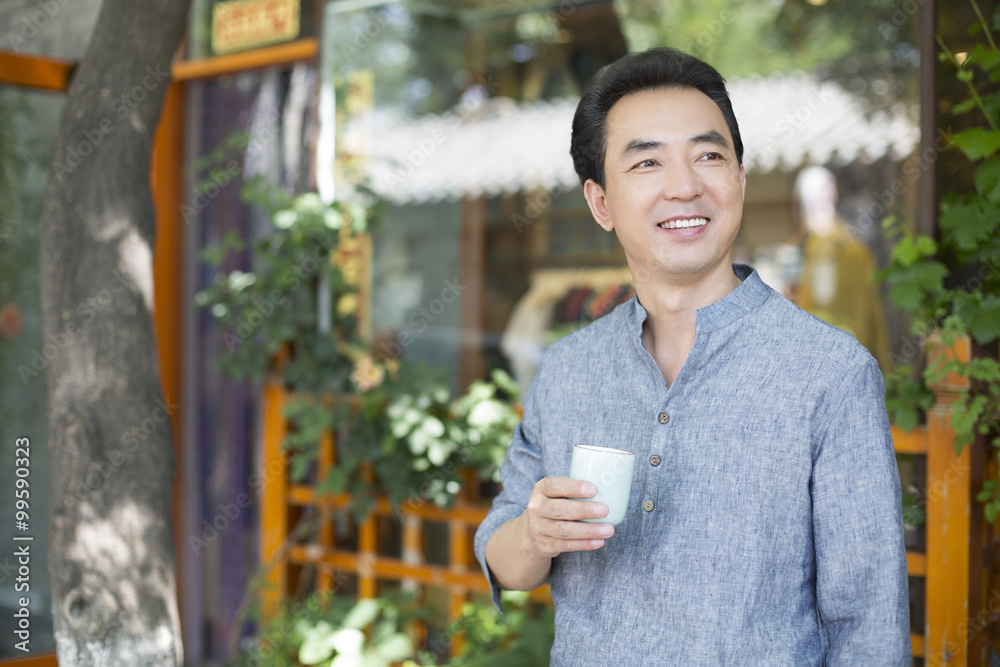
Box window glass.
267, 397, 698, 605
0, 0, 102, 60
0, 84, 62, 657
320, 0, 629, 392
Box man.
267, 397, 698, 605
473, 47, 909, 665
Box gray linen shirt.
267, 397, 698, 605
474, 264, 910, 666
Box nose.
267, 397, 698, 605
662, 163, 702, 201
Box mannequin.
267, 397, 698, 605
794, 166, 890, 371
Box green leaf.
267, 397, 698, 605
954, 97, 982, 115
940, 196, 999, 251
966, 295, 1000, 342
952, 127, 1000, 161
975, 156, 1000, 200
892, 407, 919, 432
316, 466, 350, 495
987, 502, 997, 523
889, 233, 936, 266
885, 262, 947, 312
971, 43, 1000, 71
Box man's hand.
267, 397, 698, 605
520, 476, 615, 558
484, 476, 615, 592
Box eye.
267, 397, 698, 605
631, 159, 657, 170
700, 152, 723, 161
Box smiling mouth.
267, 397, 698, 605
657, 217, 709, 230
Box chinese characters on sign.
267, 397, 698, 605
212, 0, 300, 54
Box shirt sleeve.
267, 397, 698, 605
811, 357, 911, 665
473, 359, 548, 612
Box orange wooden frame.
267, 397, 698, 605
259, 380, 551, 658
0, 51, 73, 91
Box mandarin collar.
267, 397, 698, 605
628, 264, 770, 346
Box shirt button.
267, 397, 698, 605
643, 499, 654, 512
649, 455, 661, 466
657, 412, 670, 424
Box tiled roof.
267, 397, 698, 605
364, 72, 918, 204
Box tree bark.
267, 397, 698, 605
41, 0, 190, 663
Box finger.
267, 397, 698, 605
538, 498, 609, 522
537, 476, 597, 500
536, 537, 609, 557
537, 516, 615, 541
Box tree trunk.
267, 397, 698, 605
40, 0, 190, 663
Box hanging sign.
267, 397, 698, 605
211, 0, 300, 54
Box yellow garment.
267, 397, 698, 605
797, 222, 890, 372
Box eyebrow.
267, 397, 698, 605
619, 130, 731, 160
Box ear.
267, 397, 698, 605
739, 164, 746, 200
584, 179, 614, 232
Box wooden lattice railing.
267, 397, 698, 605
258, 337, 990, 665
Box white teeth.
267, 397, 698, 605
658, 217, 708, 229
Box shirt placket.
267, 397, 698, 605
637, 395, 674, 574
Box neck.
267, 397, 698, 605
633, 261, 742, 386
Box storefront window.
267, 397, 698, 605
0, 84, 61, 658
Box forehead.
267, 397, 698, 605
604, 86, 730, 145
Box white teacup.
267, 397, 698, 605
569, 444, 636, 526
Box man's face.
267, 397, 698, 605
583, 86, 746, 284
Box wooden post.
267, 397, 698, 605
925, 337, 972, 666
358, 465, 378, 599
317, 429, 337, 592
260, 380, 289, 619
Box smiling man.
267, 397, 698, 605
473, 48, 910, 665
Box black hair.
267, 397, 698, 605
570, 47, 743, 188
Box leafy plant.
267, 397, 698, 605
231, 593, 423, 667
877, 0, 1000, 520
194, 161, 520, 517
285, 364, 519, 519
232, 591, 556, 667
404, 591, 555, 667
